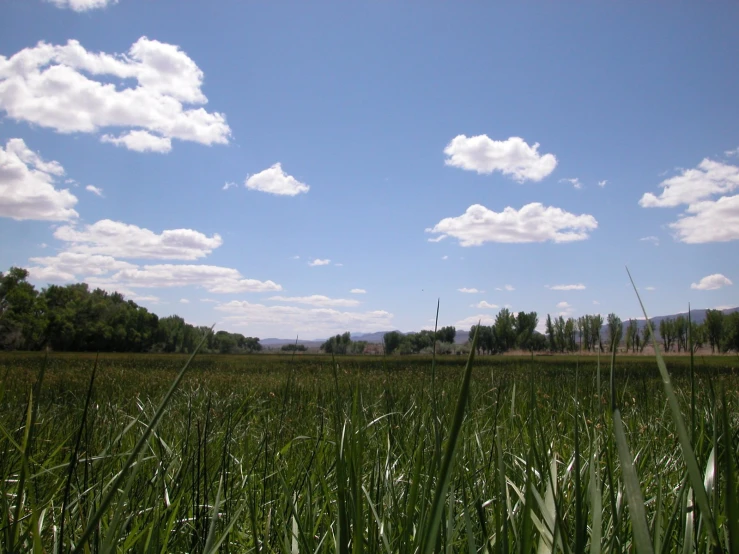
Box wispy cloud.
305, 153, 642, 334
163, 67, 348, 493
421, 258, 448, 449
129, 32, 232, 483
458, 287, 482, 294
640, 236, 660, 246
85, 185, 104, 197
546, 284, 585, 291
309, 259, 331, 267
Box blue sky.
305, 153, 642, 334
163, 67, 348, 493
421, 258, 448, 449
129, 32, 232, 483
1, 0, 738, 339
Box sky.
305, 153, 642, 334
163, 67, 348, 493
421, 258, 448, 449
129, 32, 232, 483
1, 0, 738, 339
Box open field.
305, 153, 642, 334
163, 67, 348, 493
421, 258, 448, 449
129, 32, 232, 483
1, 350, 738, 553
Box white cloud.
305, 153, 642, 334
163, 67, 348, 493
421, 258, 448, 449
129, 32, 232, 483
441, 255, 448, 260
200, 298, 217, 303
639, 159, 739, 208
455, 314, 495, 328
179, 298, 190, 304
598, 180, 607, 188
474, 301, 499, 309
268, 295, 360, 308
560, 177, 582, 189
101, 264, 282, 293
0, 138, 78, 221
427, 235, 447, 243
53, 219, 222, 260
593, 300, 600, 305
0, 38, 230, 151
426, 203, 598, 245
27, 251, 281, 295
640, 236, 660, 246
350, 288, 366, 294
715, 305, 735, 310
546, 284, 585, 291
458, 287, 482, 293
222, 181, 237, 191
215, 300, 393, 338
46, 0, 118, 11
85, 185, 103, 196
335, 263, 343, 267
28, 251, 136, 282
502, 284, 515, 291
101, 130, 172, 153
309, 259, 331, 267
669, 195, 739, 243
645, 286, 656, 291
556, 301, 575, 317
245, 163, 309, 196
725, 147, 739, 157
443, 135, 557, 182
690, 274, 733, 291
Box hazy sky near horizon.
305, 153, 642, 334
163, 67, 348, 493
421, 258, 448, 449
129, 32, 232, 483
1, 0, 738, 339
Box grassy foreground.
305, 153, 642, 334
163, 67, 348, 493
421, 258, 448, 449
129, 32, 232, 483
0, 351, 737, 553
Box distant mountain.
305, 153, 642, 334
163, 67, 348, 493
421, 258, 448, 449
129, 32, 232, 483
260, 338, 324, 348
257, 307, 738, 345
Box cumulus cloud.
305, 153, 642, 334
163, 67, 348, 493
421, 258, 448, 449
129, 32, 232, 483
350, 288, 366, 294
560, 177, 582, 189
46, 0, 118, 11
474, 301, 499, 309
458, 288, 482, 293
598, 180, 607, 188
85, 185, 103, 196
27, 251, 281, 294
669, 195, 739, 243
179, 298, 190, 304
556, 301, 574, 317
101, 130, 172, 153
245, 163, 309, 196
309, 259, 331, 267
216, 300, 393, 338
0, 37, 230, 151
455, 314, 495, 328
443, 135, 557, 182
27, 251, 135, 282
639, 160, 739, 208
222, 181, 237, 191
0, 138, 78, 221
546, 284, 586, 291
268, 295, 360, 308
426, 203, 598, 245
53, 219, 223, 260
690, 274, 733, 291
101, 264, 282, 293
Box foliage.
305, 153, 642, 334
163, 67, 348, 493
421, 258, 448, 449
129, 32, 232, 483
0, 351, 737, 552
0, 267, 261, 354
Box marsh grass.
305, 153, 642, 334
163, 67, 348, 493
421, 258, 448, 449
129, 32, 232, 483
0, 313, 737, 551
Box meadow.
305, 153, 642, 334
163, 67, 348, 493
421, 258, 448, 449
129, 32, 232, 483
0, 347, 737, 553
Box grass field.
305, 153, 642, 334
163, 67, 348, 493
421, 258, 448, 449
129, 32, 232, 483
1, 349, 738, 553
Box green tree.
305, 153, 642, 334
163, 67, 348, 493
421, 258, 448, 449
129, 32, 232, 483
722, 312, 739, 352
545, 314, 555, 351
437, 326, 456, 344
606, 313, 623, 352
383, 331, 403, 355
513, 311, 538, 351
704, 309, 724, 354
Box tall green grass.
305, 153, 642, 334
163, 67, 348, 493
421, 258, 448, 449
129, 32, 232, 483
0, 314, 737, 551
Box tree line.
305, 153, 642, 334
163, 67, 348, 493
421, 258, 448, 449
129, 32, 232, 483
0, 267, 262, 354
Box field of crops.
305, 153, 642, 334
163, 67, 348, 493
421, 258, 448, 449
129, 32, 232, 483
1, 348, 737, 553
